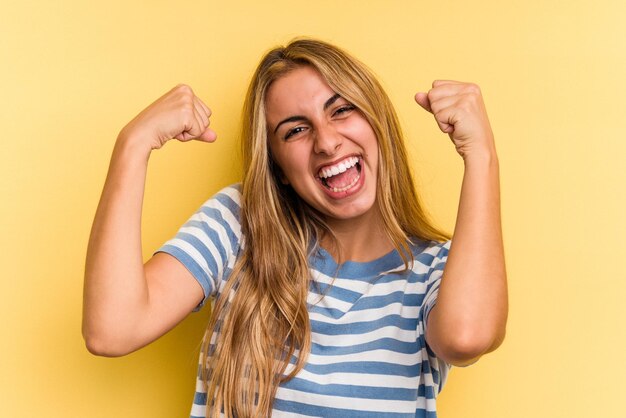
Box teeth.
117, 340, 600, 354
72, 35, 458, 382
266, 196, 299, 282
331, 171, 360, 193
319, 156, 359, 179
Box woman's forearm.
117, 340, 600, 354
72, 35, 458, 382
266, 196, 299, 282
430, 150, 508, 360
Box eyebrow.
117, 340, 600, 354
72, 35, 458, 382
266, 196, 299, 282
273, 93, 343, 135
323, 93, 342, 110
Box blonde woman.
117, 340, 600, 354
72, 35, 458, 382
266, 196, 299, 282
83, 39, 507, 417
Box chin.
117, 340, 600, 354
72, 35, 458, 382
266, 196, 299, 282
320, 194, 379, 222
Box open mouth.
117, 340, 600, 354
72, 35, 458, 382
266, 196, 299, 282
317, 156, 362, 193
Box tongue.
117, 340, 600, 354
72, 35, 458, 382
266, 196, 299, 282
325, 165, 359, 189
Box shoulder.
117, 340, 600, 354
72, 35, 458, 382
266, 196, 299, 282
183, 183, 245, 251
410, 239, 451, 265
194, 183, 243, 224
200, 183, 242, 214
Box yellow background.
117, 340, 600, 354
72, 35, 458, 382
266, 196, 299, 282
1, 0, 624, 416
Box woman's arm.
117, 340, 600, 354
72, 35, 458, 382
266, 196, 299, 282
415, 81, 508, 367
82, 85, 216, 356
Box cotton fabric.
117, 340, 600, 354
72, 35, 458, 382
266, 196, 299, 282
158, 184, 452, 417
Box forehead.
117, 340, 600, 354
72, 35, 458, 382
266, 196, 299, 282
265, 66, 335, 122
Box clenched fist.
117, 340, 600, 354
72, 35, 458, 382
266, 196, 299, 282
415, 81, 495, 161
119, 84, 217, 152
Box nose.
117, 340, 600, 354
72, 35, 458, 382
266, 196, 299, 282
313, 123, 342, 155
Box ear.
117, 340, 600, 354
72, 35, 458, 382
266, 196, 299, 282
279, 172, 290, 185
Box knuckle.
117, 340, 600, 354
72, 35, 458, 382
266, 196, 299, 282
179, 94, 195, 109
458, 97, 473, 111
466, 92, 480, 106
179, 106, 194, 121
175, 84, 195, 101
466, 83, 481, 95
176, 83, 193, 93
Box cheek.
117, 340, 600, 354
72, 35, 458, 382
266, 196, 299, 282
281, 161, 308, 185
271, 151, 302, 186
272, 144, 311, 179
344, 119, 378, 146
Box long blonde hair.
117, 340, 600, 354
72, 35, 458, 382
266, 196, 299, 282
200, 38, 449, 417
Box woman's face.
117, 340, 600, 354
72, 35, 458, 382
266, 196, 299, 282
265, 66, 379, 223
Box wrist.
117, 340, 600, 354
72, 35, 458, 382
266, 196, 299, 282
462, 145, 499, 168
113, 130, 153, 165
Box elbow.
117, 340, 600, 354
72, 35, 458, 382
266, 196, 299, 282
84, 337, 128, 357
438, 326, 507, 367
82, 325, 136, 357
437, 339, 485, 367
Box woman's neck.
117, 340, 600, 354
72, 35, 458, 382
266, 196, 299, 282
320, 206, 394, 263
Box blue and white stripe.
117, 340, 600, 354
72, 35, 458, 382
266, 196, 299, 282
158, 185, 452, 417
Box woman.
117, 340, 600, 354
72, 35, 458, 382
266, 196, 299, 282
83, 39, 507, 417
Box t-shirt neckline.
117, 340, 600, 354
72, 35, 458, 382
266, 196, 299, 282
312, 245, 409, 279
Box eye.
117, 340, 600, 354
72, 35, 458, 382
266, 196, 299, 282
284, 126, 308, 140
332, 104, 356, 118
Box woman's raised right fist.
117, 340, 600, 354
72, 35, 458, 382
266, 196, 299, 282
118, 84, 217, 151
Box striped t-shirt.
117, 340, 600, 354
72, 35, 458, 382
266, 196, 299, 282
158, 184, 452, 417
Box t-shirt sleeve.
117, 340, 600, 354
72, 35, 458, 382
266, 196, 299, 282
421, 239, 453, 394
421, 240, 451, 327
155, 184, 243, 311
